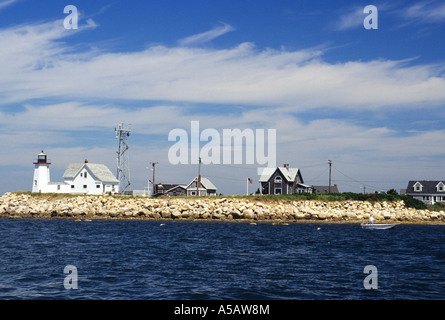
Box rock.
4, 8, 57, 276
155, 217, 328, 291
160, 207, 171, 218
0, 193, 442, 224
382, 211, 391, 219
171, 210, 182, 218
243, 209, 254, 219
318, 212, 328, 220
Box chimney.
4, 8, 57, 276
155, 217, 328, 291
84, 159, 88, 163
284, 164, 287, 168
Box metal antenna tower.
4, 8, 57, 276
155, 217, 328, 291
115, 123, 131, 193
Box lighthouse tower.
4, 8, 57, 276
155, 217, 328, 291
32, 150, 51, 193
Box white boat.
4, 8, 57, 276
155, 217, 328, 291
360, 223, 399, 230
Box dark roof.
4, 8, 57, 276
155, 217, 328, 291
156, 183, 182, 191
259, 167, 302, 183
165, 184, 187, 192
406, 180, 445, 194
313, 185, 339, 194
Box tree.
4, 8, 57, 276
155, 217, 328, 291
387, 189, 398, 195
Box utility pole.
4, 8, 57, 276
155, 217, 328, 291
150, 162, 158, 195
328, 160, 332, 193
196, 157, 202, 196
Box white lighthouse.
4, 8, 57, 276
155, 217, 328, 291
32, 150, 51, 193
31, 150, 119, 194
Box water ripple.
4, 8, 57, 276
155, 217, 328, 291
0, 219, 443, 299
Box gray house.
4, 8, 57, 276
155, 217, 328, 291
259, 165, 311, 195
405, 180, 445, 204
155, 177, 217, 196
186, 177, 217, 196
313, 184, 340, 194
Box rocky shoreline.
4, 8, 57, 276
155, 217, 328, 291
1, 192, 444, 224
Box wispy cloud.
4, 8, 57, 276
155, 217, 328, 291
178, 22, 235, 46
0, 0, 17, 10
333, 6, 364, 31
401, 1, 445, 24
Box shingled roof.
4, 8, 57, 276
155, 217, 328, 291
406, 181, 445, 194
63, 163, 119, 183
258, 167, 302, 183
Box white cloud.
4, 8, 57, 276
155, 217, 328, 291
402, 1, 445, 24
0, 0, 17, 10
333, 6, 364, 31
0, 19, 444, 111
178, 22, 235, 46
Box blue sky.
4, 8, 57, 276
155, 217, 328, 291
1, 0, 445, 195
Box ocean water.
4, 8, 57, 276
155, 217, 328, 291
0, 218, 443, 300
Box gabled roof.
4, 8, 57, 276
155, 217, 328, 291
406, 180, 445, 194
186, 177, 217, 190
165, 185, 187, 192
63, 163, 119, 183
258, 167, 302, 183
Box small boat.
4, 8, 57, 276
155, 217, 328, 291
360, 223, 399, 230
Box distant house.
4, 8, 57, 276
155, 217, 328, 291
405, 180, 445, 204
32, 151, 119, 195
154, 177, 217, 197
258, 165, 311, 195
156, 183, 187, 196
186, 177, 217, 196
313, 184, 340, 194
165, 185, 188, 196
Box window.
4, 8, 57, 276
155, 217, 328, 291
71, 185, 75, 189
275, 188, 282, 195
96, 185, 100, 188
274, 176, 282, 183
83, 185, 87, 189
57, 185, 60, 190
414, 182, 423, 192
84, 171, 87, 178
34, 180, 37, 186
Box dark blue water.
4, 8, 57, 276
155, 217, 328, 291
0, 218, 443, 300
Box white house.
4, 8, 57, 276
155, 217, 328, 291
405, 180, 445, 204
32, 151, 119, 195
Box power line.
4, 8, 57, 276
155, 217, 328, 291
333, 167, 384, 192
